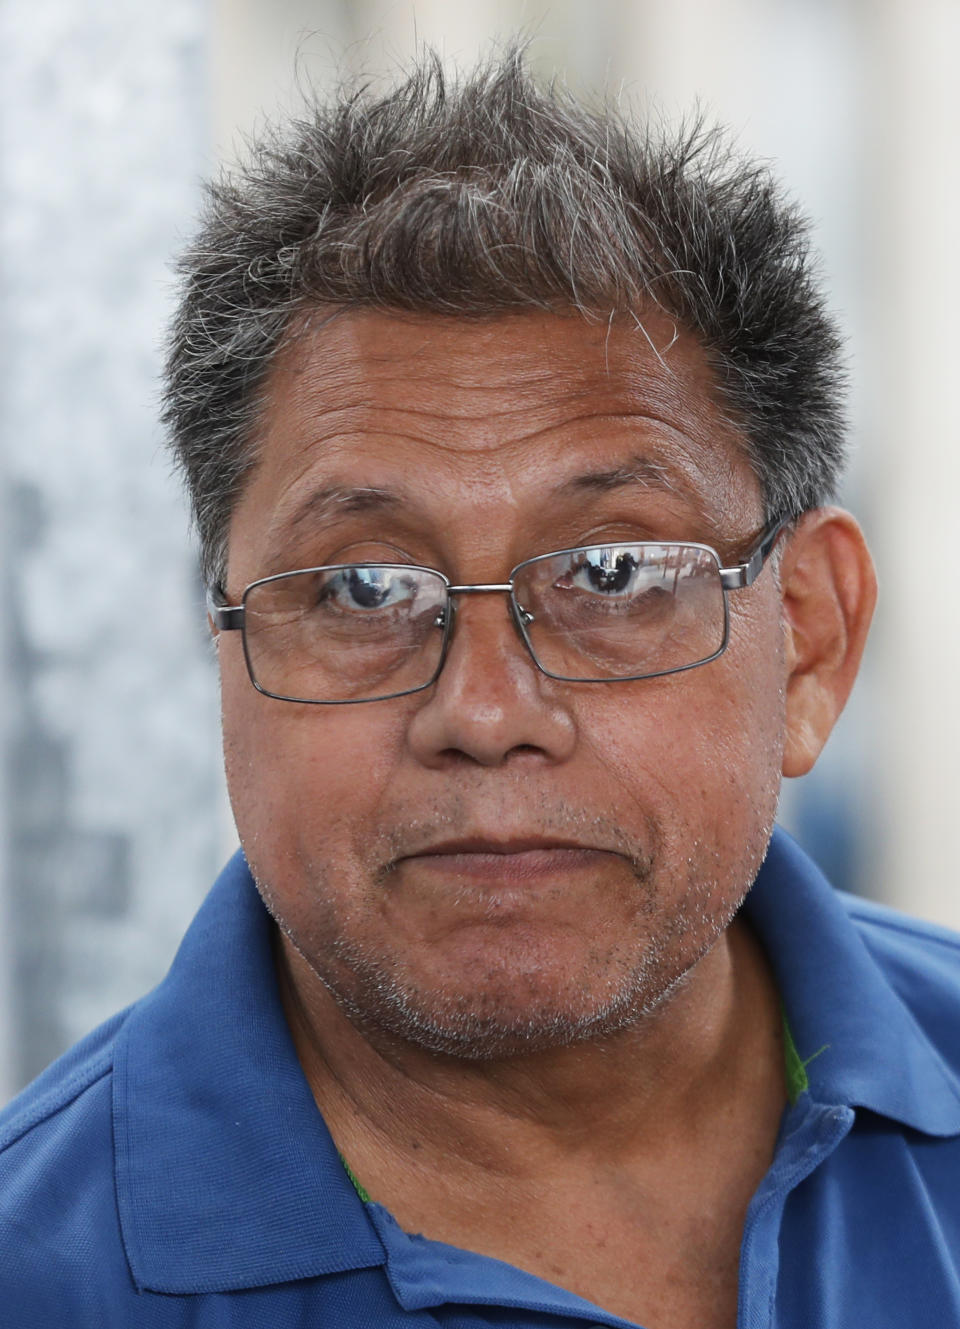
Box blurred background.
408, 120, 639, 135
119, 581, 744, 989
1, 0, 957, 1103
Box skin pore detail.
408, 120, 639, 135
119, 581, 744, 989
218, 306, 800, 1328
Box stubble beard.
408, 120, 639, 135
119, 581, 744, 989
254, 797, 778, 1063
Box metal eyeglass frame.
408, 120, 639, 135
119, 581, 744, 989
208, 515, 790, 704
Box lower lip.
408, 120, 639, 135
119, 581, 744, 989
402, 847, 608, 884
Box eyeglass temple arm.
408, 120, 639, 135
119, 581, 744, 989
718, 516, 791, 591
207, 586, 244, 631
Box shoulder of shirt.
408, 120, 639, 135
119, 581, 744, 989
0, 1004, 131, 1154
839, 890, 960, 1054
840, 889, 960, 959
0, 1007, 137, 1316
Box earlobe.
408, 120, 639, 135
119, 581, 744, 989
780, 508, 877, 778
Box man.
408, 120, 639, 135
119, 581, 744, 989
2, 49, 959, 1329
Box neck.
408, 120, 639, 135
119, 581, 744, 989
277, 914, 785, 1189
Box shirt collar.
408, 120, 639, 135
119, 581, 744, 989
744, 828, 960, 1136
112, 853, 386, 1294
114, 827, 960, 1294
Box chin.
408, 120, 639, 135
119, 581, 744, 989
321, 934, 696, 1061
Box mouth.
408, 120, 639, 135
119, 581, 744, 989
414, 836, 599, 856
396, 836, 618, 885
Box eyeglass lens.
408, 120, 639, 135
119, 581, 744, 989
243, 565, 449, 703
240, 545, 727, 703
516, 544, 726, 682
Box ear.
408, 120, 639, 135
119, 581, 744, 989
779, 507, 877, 778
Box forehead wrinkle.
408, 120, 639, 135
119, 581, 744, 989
280, 334, 565, 405
298, 373, 698, 433
280, 381, 627, 441
270, 402, 724, 470
266, 315, 729, 469
275, 339, 701, 435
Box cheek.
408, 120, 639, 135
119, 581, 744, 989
219, 640, 403, 868
694, 606, 787, 835
578, 613, 786, 863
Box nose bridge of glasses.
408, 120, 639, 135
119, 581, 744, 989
446, 582, 532, 621
446, 582, 515, 595
443, 582, 535, 653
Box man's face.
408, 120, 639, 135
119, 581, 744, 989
219, 309, 788, 1058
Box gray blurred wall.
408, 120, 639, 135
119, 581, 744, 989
0, 1, 223, 1100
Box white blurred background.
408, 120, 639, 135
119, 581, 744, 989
1, 0, 957, 1103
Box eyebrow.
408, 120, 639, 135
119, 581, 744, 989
281, 483, 401, 532
266, 453, 693, 565
262, 485, 402, 565
560, 454, 684, 498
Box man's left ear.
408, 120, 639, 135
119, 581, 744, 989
779, 507, 877, 778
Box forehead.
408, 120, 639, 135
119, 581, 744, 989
229, 308, 761, 575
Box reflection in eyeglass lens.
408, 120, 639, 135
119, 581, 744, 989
240, 544, 728, 700
516, 545, 725, 679
245, 566, 448, 700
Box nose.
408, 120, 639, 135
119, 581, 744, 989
405, 589, 577, 769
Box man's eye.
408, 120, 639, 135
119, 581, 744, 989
319, 567, 417, 612
568, 550, 645, 597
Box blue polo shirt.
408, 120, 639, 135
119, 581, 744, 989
3, 827, 960, 1326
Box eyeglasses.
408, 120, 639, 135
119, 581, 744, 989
209, 519, 788, 705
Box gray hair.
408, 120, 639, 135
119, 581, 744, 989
162, 48, 846, 588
